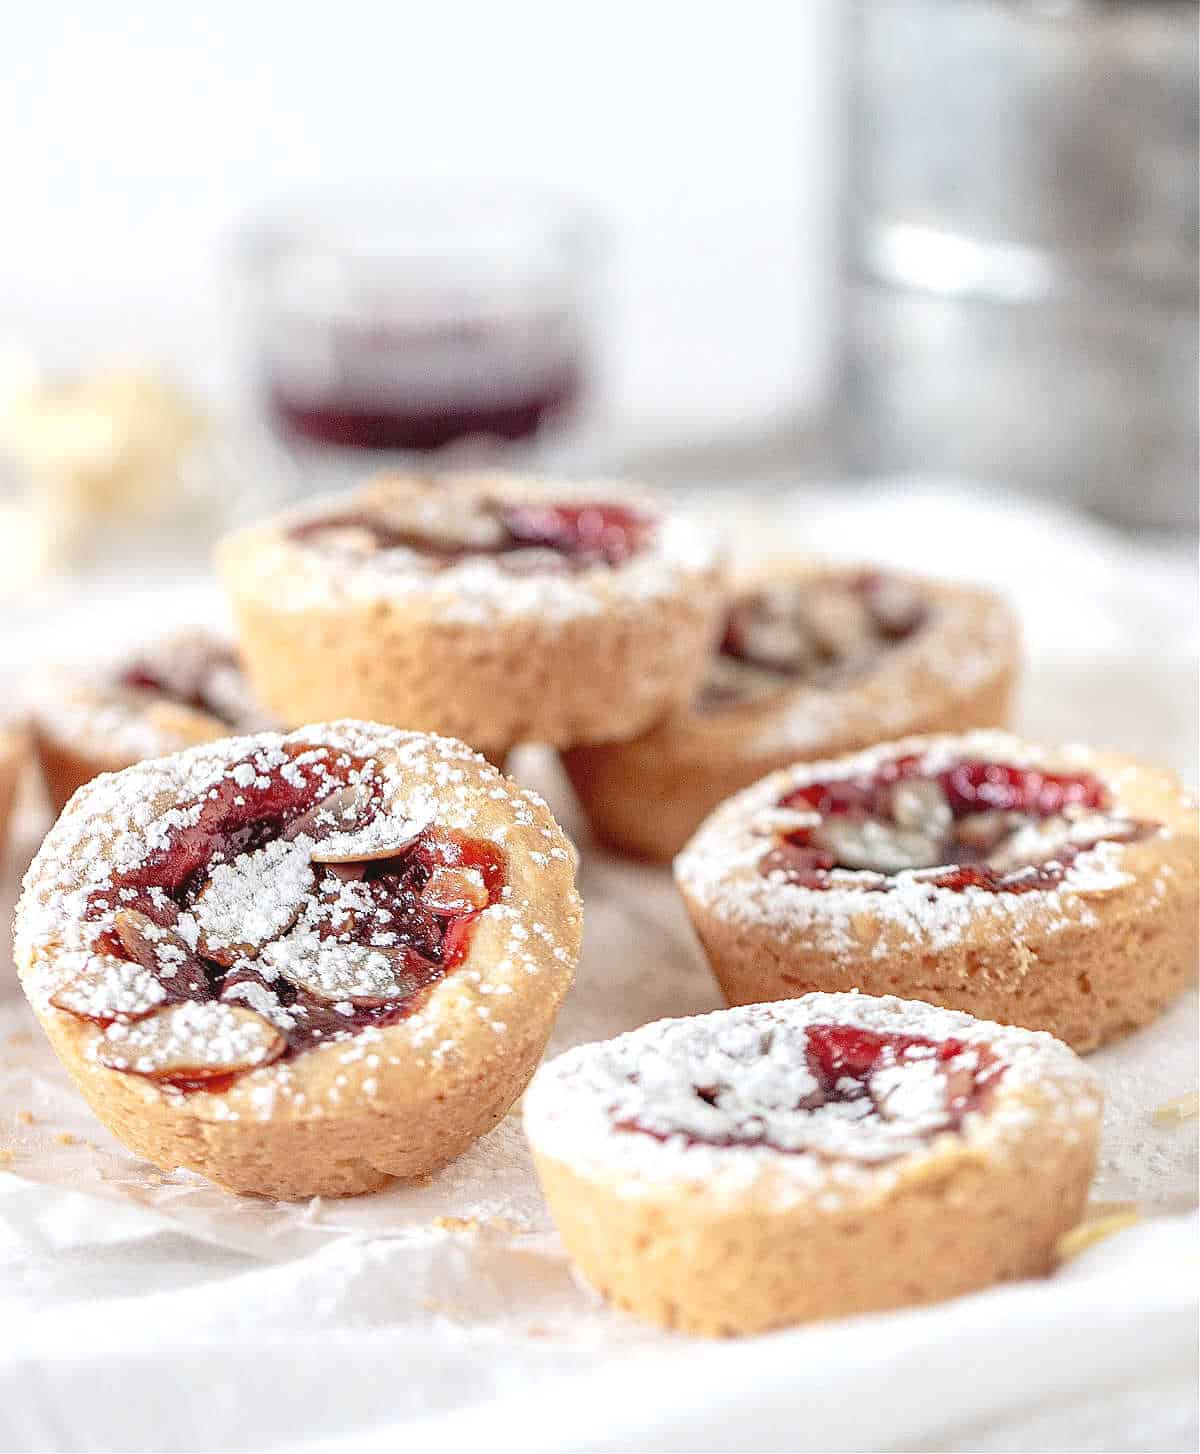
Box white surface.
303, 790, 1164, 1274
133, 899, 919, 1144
0, 482, 1196, 1452
0, 1, 839, 433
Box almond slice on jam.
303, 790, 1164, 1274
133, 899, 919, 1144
420, 865, 490, 913
111, 908, 211, 998
192, 839, 314, 964
259, 931, 420, 1008
282, 784, 375, 843
309, 822, 429, 865
97, 1002, 286, 1085
112, 907, 186, 967
50, 954, 167, 1024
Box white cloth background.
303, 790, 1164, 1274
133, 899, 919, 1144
0, 480, 1196, 1453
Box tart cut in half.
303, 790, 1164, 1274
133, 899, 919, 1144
28, 630, 272, 813
14, 720, 582, 1199
675, 731, 1198, 1051
216, 471, 726, 761
562, 564, 1018, 861
524, 994, 1101, 1336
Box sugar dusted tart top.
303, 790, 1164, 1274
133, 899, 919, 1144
16, 720, 581, 1118
524, 993, 1102, 1210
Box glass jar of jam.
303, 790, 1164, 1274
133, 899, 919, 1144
238, 186, 598, 483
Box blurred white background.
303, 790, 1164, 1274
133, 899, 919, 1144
0, 0, 840, 445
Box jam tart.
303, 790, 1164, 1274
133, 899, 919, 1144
216, 471, 726, 761
524, 994, 1101, 1335
29, 631, 271, 813
675, 731, 1198, 1051
562, 564, 1018, 861
14, 720, 582, 1199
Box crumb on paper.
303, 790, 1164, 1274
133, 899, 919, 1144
15, 1110, 34, 1125
1084, 1200, 1139, 1220
1152, 1091, 1199, 1123
54, 1132, 79, 1146
432, 1214, 529, 1236
1057, 1210, 1142, 1262
433, 1215, 479, 1233
0, 1148, 15, 1165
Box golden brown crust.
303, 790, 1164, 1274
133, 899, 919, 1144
563, 567, 1019, 861
675, 735, 1199, 1052
524, 995, 1101, 1336
216, 473, 726, 758
15, 721, 582, 1199
32, 694, 228, 814
27, 637, 266, 814
532, 1112, 1095, 1335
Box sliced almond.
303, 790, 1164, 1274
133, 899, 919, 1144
869, 1059, 954, 1128
192, 838, 314, 964
325, 861, 367, 882
811, 817, 945, 875
113, 909, 190, 973
261, 931, 419, 1008
420, 865, 489, 913
738, 604, 814, 672
864, 577, 925, 638
799, 587, 875, 660
98, 1002, 285, 1084
695, 654, 790, 710
955, 811, 1027, 854
310, 831, 424, 865
50, 955, 167, 1024
283, 785, 372, 843
890, 778, 953, 836
309, 813, 429, 865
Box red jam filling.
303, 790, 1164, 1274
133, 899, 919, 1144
761, 756, 1152, 893
292, 499, 653, 571
697, 571, 928, 711
616, 1024, 1003, 1153
116, 641, 249, 729
65, 742, 505, 1088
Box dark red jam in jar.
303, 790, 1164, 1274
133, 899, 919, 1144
291, 498, 654, 572
697, 572, 928, 711
59, 742, 506, 1088
270, 363, 582, 453
247, 191, 594, 456
761, 755, 1153, 893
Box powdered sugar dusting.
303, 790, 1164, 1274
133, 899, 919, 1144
194, 839, 313, 958
675, 731, 1169, 956
15, 720, 580, 1116
225, 474, 721, 627
25, 631, 270, 763
524, 994, 1101, 1209
96, 1001, 285, 1078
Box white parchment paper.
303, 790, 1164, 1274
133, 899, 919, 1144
0, 481, 1195, 1453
